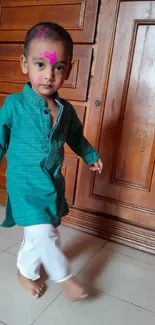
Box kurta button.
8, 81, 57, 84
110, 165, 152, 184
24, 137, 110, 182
44, 109, 49, 114
48, 135, 50, 139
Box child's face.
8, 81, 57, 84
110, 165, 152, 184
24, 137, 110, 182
20, 38, 72, 98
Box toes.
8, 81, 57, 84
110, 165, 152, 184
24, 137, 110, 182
36, 284, 46, 295
80, 293, 88, 299
32, 291, 40, 299
36, 288, 42, 295
40, 284, 46, 292
32, 287, 44, 299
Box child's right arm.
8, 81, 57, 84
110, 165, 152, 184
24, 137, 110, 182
0, 99, 11, 163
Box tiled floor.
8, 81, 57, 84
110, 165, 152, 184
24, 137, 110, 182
0, 207, 155, 324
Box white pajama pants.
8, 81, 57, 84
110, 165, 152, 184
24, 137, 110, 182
17, 224, 72, 283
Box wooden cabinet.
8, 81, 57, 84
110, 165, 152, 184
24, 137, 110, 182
0, 44, 92, 101
0, 0, 99, 43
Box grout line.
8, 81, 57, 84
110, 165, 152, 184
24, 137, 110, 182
102, 240, 108, 247
103, 247, 155, 267
75, 244, 106, 279
3, 240, 22, 252
76, 281, 155, 315
31, 290, 63, 325
4, 251, 17, 257
32, 281, 155, 321
31, 242, 108, 324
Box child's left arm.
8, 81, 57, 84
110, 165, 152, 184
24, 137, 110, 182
66, 105, 103, 174
0, 99, 11, 164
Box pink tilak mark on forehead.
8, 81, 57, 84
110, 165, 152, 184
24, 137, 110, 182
36, 28, 49, 38
40, 51, 57, 65
36, 30, 45, 37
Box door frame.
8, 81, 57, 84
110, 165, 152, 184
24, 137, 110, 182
64, 0, 155, 253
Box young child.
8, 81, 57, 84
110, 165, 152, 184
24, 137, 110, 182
0, 22, 103, 301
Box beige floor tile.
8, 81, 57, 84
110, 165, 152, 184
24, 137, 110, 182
33, 289, 155, 325
105, 241, 155, 265
1, 217, 155, 325
0, 226, 23, 250
0, 206, 5, 216
7, 225, 106, 276
77, 248, 155, 312
0, 252, 62, 325
7, 241, 21, 255
59, 226, 106, 275
0, 206, 23, 250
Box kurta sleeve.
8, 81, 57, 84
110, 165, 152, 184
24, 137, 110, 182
0, 99, 11, 163
66, 105, 99, 165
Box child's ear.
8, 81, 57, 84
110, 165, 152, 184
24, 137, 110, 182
65, 63, 72, 80
20, 55, 28, 74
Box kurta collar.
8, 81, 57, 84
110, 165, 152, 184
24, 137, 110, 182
22, 82, 62, 108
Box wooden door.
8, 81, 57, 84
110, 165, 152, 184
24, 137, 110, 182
76, 0, 155, 230
0, 0, 99, 205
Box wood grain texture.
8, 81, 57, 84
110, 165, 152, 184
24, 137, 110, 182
0, 0, 99, 43
62, 156, 79, 205
76, 0, 155, 230
63, 207, 155, 254
0, 44, 92, 101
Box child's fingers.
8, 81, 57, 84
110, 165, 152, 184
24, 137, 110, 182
98, 159, 103, 169
90, 159, 103, 173
90, 165, 101, 172
90, 166, 96, 171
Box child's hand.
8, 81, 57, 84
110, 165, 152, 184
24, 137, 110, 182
90, 158, 103, 174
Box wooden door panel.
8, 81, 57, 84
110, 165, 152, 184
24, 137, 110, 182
0, 94, 7, 106
65, 104, 86, 154
62, 156, 78, 205
0, 93, 9, 203
76, 1, 155, 229
0, 158, 6, 188
60, 46, 92, 101
0, 43, 92, 101
94, 4, 155, 204
1, 4, 81, 28
0, 0, 99, 43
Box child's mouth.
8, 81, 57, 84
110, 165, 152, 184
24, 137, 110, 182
41, 84, 52, 88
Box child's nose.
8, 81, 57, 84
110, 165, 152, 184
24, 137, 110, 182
45, 68, 54, 81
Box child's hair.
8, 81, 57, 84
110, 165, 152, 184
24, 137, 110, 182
24, 22, 73, 61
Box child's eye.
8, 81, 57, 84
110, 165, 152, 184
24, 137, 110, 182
36, 62, 44, 68
55, 65, 64, 71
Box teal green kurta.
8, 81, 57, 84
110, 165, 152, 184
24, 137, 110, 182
0, 83, 99, 228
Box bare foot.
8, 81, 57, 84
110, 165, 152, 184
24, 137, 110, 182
60, 277, 88, 301
17, 270, 46, 299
